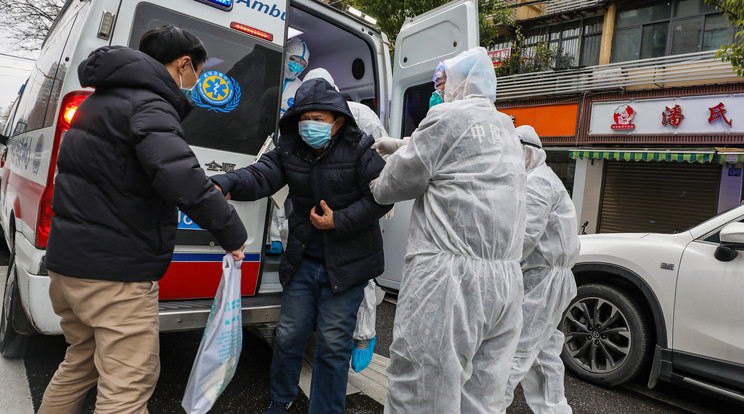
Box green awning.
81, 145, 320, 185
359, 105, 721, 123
718, 153, 744, 164
569, 150, 715, 163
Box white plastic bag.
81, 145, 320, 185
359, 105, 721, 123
182, 255, 243, 414
353, 280, 377, 341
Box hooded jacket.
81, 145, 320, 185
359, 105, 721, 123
46, 46, 247, 282
212, 78, 391, 293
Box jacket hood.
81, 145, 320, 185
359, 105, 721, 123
278, 78, 361, 147
443, 47, 497, 103
78, 46, 190, 119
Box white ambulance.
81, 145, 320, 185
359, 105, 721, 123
0, 0, 478, 357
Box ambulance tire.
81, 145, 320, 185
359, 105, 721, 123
0, 263, 30, 358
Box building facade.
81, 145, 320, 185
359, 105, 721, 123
493, 0, 743, 234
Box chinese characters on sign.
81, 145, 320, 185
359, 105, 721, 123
708, 102, 733, 126
591, 95, 744, 135
487, 49, 511, 68
204, 161, 236, 172
661, 105, 684, 127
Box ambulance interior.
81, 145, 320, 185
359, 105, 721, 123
287, 5, 380, 114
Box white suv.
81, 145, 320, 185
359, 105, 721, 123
562, 205, 744, 402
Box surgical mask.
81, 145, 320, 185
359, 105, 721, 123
299, 120, 337, 149
429, 90, 444, 108
288, 60, 304, 75
179, 59, 198, 98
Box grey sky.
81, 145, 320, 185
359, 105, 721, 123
0, 49, 36, 111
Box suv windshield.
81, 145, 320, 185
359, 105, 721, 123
129, 3, 282, 155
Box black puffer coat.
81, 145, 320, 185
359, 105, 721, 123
46, 46, 247, 282
212, 79, 391, 293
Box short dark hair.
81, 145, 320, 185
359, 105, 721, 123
139, 25, 207, 67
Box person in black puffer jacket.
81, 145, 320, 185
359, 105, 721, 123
40, 27, 247, 414
212, 78, 391, 414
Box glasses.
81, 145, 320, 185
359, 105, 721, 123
289, 55, 307, 68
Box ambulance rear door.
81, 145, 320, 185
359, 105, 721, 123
112, 0, 289, 299
377, 0, 479, 291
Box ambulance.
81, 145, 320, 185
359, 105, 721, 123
0, 0, 478, 357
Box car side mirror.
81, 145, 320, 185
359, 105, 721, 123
714, 222, 744, 262
0, 133, 8, 146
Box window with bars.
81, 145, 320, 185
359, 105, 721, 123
611, 0, 735, 63
520, 17, 603, 69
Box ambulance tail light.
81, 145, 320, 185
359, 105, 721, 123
35, 91, 91, 249
230, 22, 273, 42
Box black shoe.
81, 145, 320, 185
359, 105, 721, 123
264, 400, 293, 414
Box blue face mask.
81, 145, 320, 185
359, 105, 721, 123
429, 90, 444, 108
179, 59, 198, 100
288, 60, 304, 75
299, 120, 336, 149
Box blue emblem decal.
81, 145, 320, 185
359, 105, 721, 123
32, 134, 43, 175
191, 71, 241, 113
287, 97, 295, 108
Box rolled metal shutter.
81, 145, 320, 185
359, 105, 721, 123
599, 161, 721, 233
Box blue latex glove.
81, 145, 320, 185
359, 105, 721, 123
351, 336, 376, 372
266, 241, 283, 255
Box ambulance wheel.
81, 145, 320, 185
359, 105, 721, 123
0, 262, 30, 358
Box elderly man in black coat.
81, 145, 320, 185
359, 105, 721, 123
212, 78, 391, 414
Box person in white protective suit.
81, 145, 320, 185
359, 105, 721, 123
371, 61, 446, 155
267, 37, 311, 255
370, 47, 527, 413
281, 37, 310, 115
503, 125, 580, 414
303, 67, 385, 372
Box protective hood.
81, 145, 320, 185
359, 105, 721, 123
443, 46, 497, 103
77, 46, 189, 119
516, 125, 542, 148
516, 125, 546, 172
303, 68, 387, 139
284, 37, 309, 80
279, 78, 361, 146
303, 68, 339, 91
523, 145, 547, 173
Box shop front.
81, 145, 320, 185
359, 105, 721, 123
572, 91, 744, 234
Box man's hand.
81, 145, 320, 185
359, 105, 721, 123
228, 245, 245, 261
214, 184, 231, 200
310, 200, 335, 230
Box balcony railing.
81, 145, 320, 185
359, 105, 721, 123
545, 0, 604, 15
495, 51, 739, 101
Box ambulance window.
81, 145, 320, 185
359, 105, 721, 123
129, 4, 283, 155
12, 8, 77, 134
402, 82, 434, 137
3, 95, 22, 137
44, 11, 85, 129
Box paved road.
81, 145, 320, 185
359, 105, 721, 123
1, 235, 741, 413
3, 298, 737, 413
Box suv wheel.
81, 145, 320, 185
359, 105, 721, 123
559, 283, 651, 387
0, 262, 30, 358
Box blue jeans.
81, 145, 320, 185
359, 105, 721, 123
270, 259, 366, 414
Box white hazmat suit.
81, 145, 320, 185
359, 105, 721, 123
371, 47, 526, 413
303, 68, 384, 369
280, 37, 309, 116
503, 125, 580, 414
